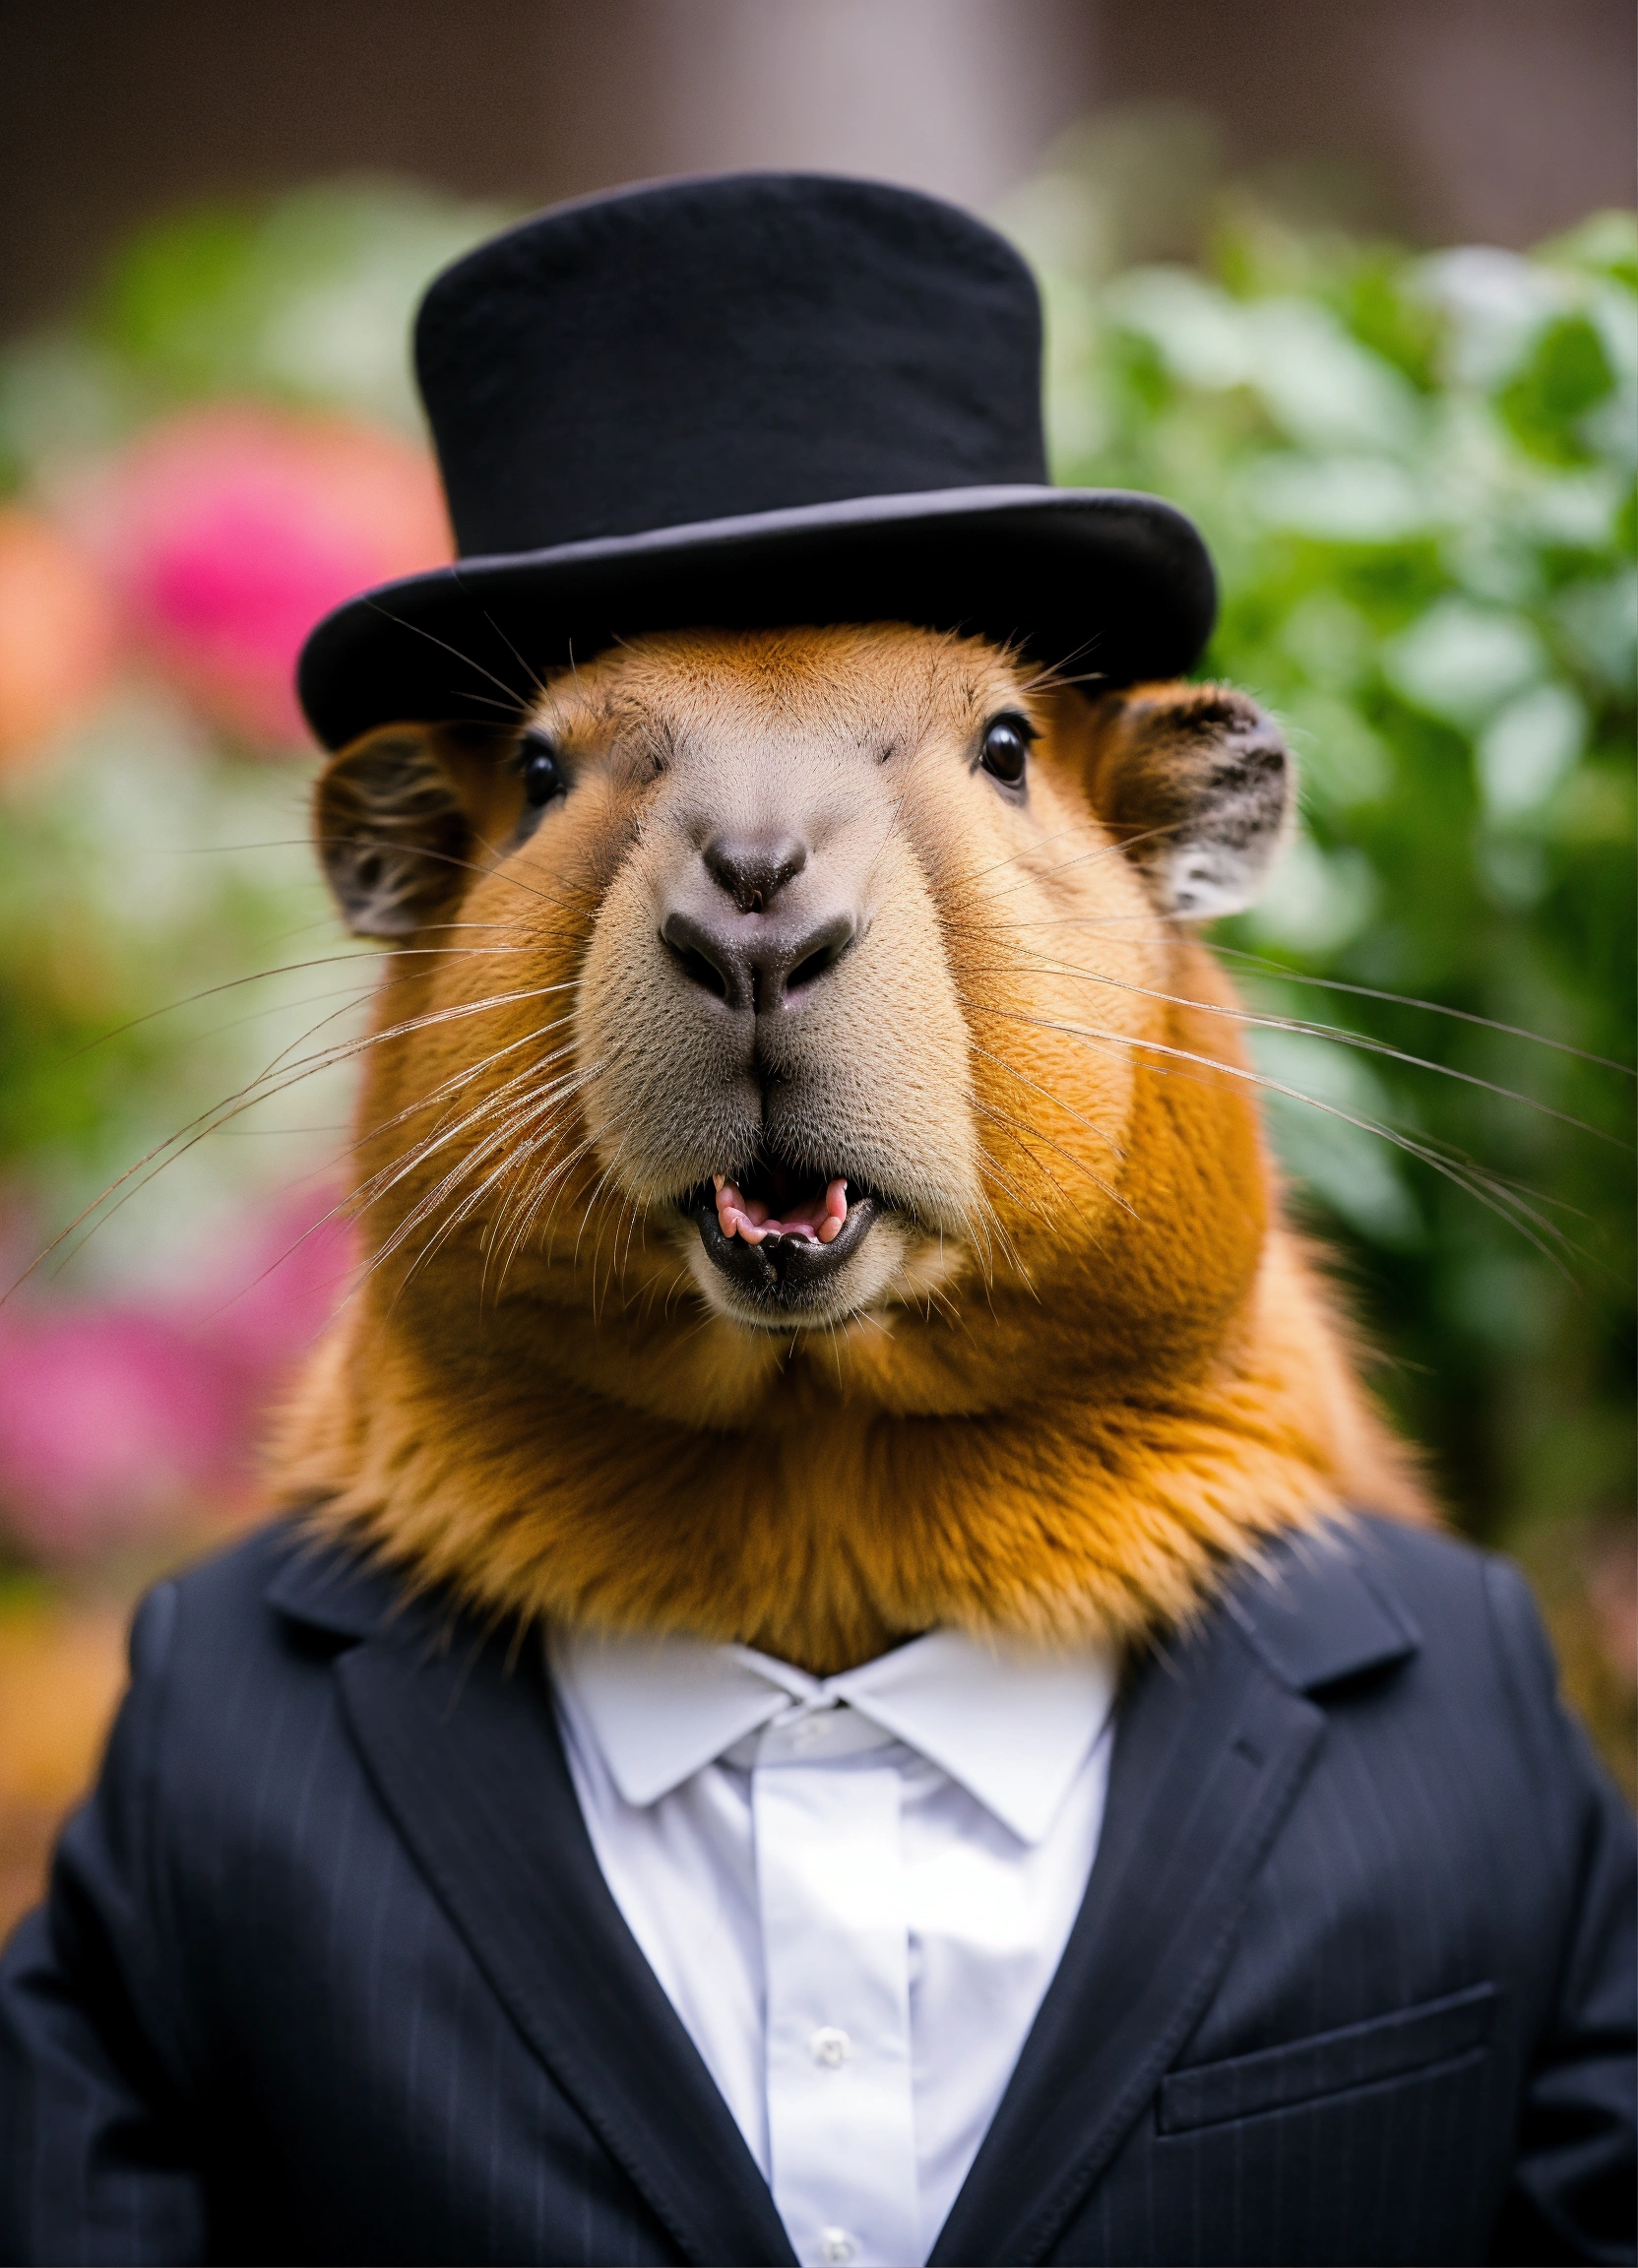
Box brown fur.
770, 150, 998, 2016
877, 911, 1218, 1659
274, 625, 1429, 1673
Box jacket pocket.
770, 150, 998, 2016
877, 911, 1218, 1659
1157, 1981, 1498, 2134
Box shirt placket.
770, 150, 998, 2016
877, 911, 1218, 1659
754, 1731, 920, 2268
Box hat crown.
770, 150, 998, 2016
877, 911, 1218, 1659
414, 172, 1050, 559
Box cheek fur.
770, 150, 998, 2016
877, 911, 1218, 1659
940, 778, 1154, 1260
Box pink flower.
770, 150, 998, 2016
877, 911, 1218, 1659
0, 1188, 356, 1562
0, 1308, 243, 1556
100, 406, 451, 748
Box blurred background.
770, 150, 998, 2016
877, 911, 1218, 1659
1, 0, 1633, 1930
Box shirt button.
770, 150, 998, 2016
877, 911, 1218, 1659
810, 2025, 852, 2067
819, 2231, 856, 2264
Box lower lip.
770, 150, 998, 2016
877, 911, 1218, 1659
689, 1187, 881, 1306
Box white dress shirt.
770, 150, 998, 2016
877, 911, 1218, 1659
548, 1624, 1117, 2268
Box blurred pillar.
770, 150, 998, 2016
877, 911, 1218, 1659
622, 0, 1097, 210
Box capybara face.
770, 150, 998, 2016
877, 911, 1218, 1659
315, 623, 1291, 1361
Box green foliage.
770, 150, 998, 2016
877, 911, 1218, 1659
1007, 149, 1637, 1544
1, 162, 1632, 1567
90, 179, 505, 428
0, 177, 503, 493
0, 707, 349, 1295
0, 178, 505, 1288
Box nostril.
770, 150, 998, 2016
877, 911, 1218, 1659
784, 914, 856, 998
787, 948, 830, 993
673, 943, 729, 1000
661, 911, 738, 1003
661, 906, 854, 1012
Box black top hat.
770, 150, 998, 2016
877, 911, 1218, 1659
296, 172, 1216, 751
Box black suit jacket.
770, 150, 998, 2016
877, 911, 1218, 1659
1, 1514, 1632, 2267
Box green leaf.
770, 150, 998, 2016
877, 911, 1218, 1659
1497, 314, 1616, 465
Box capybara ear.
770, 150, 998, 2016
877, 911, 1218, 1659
1081, 681, 1292, 919
313, 724, 485, 937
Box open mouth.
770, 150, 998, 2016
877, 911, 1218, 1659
686, 1151, 882, 1308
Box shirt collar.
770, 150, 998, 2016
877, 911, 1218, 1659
549, 1623, 1116, 1845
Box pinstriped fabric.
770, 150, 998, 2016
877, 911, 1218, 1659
1025, 1529, 1633, 2267
1, 1553, 686, 2266
0, 1516, 1631, 2267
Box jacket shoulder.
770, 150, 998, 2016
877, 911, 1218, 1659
99, 1520, 406, 1846
1226, 1511, 1548, 1707
1348, 1509, 1527, 1619
134, 1516, 399, 1679
1346, 1512, 1567, 1725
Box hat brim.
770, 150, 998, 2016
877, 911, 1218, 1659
296, 483, 1216, 752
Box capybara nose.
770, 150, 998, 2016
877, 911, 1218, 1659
661, 905, 856, 1013
702, 832, 808, 914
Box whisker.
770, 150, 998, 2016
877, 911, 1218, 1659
361, 1076, 594, 1295
67, 945, 424, 1055
973, 816, 1199, 904
246, 986, 573, 1108
514, 1129, 603, 1257
968, 1077, 1135, 1224
1212, 945, 1637, 1076
573, 1147, 633, 1275
451, 568, 551, 704
353, 1027, 579, 1173
960, 1030, 1128, 1166
962, 942, 1628, 1148
986, 1005, 1575, 1268
359, 594, 532, 712
483, 1081, 613, 1292
423, 685, 538, 717
346, 1042, 585, 1228
944, 816, 1102, 895
7, 979, 581, 1297
310, 828, 593, 920
970, 1099, 1078, 1217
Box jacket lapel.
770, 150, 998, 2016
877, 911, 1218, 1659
930, 1522, 1418, 2267
268, 1541, 795, 2268
928, 1587, 1314, 2264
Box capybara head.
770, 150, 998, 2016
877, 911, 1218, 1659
287, 623, 1421, 1669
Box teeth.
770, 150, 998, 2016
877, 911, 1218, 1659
715, 1175, 850, 1247
819, 1180, 848, 1244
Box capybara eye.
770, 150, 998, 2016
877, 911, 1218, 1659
979, 714, 1034, 786
519, 729, 566, 806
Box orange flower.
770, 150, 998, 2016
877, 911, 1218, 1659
0, 509, 118, 768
